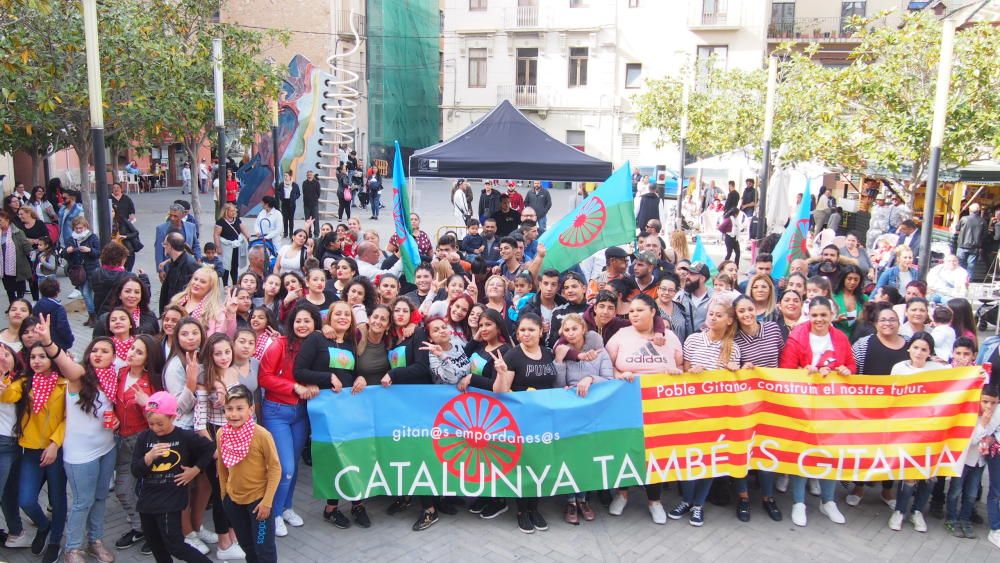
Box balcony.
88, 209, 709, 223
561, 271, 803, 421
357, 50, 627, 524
767, 17, 863, 42
334, 11, 366, 38
689, 10, 742, 29
505, 6, 541, 30
497, 85, 543, 108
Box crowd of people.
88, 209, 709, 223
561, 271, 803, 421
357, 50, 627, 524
0, 171, 998, 563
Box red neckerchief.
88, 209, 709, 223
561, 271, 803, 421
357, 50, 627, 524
101, 265, 125, 272
180, 297, 206, 321
112, 337, 135, 362
94, 367, 118, 401
219, 417, 256, 467
253, 333, 271, 360
131, 307, 141, 328
30, 372, 59, 414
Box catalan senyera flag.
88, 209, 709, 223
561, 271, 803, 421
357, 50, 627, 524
771, 178, 813, 281
308, 367, 981, 499
538, 162, 636, 273
391, 141, 421, 281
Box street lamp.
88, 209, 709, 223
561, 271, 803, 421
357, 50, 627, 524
757, 56, 778, 240
271, 100, 280, 197
213, 37, 226, 218
82, 0, 110, 246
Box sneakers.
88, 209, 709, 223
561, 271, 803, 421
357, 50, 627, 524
820, 501, 845, 524
668, 501, 691, 520
184, 532, 210, 555
988, 529, 1000, 548
412, 509, 439, 532
689, 505, 705, 527
960, 521, 976, 539
845, 494, 862, 507
42, 543, 60, 563
762, 498, 782, 522
516, 511, 534, 534
216, 542, 246, 561
909, 510, 927, 533
63, 548, 87, 563
564, 503, 579, 525
529, 510, 548, 531
577, 501, 596, 522
5, 531, 32, 548
609, 494, 627, 516
775, 474, 789, 493
196, 526, 218, 544
87, 540, 115, 563
791, 503, 807, 527
480, 499, 508, 519
881, 493, 897, 511
352, 504, 372, 528
468, 498, 490, 514
274, 516, 288, 537
808, 479, 821, 496
386, 497, 411, 515
888, 511, 904, 531
114, 529, 143, 550
281, 508, 304, 527
324, 507, 351, 529
649, 501, 667, 525
32, 525, 50, 555
139, 542, 152, 556
944, 520, 962, 537
736, 498, 750, 522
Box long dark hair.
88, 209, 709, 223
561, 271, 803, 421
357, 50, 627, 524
478, 308, 511, 344
835, 264, 866, 301
14, 343, 54, 437
342, 277, 376, 314
947, 298, 977, 343
133, 334, 166, 392
284, 303, 322, 353
106, 306, 137, 338
78, 338, 115, 416
107, 274, 152, 314
167, 317, 205, 365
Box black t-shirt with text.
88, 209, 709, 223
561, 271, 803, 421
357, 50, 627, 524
503, 345, 557, 391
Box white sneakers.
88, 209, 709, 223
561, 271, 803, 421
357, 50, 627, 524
4, 531, 32, 548
274, 516, 288, 537
609, 494, 627, 516
197, 526, 218, 544
988, 529, 1000, 549
648, 502, 667, 525
791, 503, 807, 527
217, 542, 246, 561
819, 501, 845, 524
775, 474, 789, 493
888, 511, 904, 531
184, 532, 210, 555
281, 508, 304, 527
909, 511, 927, 533
845, 494, 862, 507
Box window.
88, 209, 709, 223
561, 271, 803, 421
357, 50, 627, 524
701, 0, 728, 24
468, 48, 487, 88
566, 130, 585, 151
568, 47, 588, 87
696, 45, 728, 69
621, 133, 640, 148
841, 1, 866, 34
769, 2, 795, 37
625, 63, 642, 88
516, 48, 538, 87
469, 0, 487, 10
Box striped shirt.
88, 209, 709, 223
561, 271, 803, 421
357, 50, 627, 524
734, 321, 785, 368
683, 331, 741, 370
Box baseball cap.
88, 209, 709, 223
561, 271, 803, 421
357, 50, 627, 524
145, 392, 178, 416
680, 261, 710, 278
635, 251, 658, 264
507, 181, 516, 187
605, 247, 628, 260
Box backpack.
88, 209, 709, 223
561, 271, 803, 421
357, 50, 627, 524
718, 216, 733, 234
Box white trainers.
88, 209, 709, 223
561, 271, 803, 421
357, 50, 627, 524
988, 529, 1000, 549
609, 494, 627, 516
845, 494, 861, 507
909, 510, 927, 532
217, 542, 246, 561
184, 532, 210, 555
274, 515, 288, 537
281, 508, 304, 527
888, 511, 903, 530
791, 503, 807, 527
68, 289, 82, 300
820, 501, 845, 524
197, 526, 218, 544
4, 531, 32, 548
808, 479, 821, 496
648, 502, 667, 525
775, 474, 789, 493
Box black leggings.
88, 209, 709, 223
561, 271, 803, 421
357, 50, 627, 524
280, 200, 295, 238
337, 195, 351, 220
140, 511, 212, 563
724, 233, 740, 263
205, 424, 232, 534
2, 275, 25, 304
224, 250, 239, 286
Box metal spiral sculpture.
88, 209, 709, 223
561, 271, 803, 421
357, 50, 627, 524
317, 12, 361, 191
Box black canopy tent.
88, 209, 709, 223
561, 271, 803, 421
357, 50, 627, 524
409, 100, 613, 182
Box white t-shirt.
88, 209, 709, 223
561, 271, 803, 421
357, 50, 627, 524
890, 360, 949, 376
63, 389, 116, 464
0, 403, 17, 438
283, 182, 294, 199
809, 332, 833, 366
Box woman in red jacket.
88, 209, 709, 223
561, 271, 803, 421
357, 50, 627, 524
779, 296, 855, 529
259, 303, 322, 537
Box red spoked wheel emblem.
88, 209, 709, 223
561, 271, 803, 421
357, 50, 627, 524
432, 393, 522, 482
558, 196, 607, 247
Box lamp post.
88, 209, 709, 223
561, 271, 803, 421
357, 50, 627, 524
213, 38, 226, 218
757, 56, 778, 240
677, 73, 690, 230
271, 100, 280, 196
918, 21, 955, 279
82, 0, 110, 246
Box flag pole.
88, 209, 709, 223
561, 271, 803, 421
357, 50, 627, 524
677, 73, 690, 231
757, 56, 778, 241
918, 20, 955, 279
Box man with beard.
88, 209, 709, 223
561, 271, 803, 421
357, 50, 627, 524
676, 262, 713, 335
808, 244, 852, 289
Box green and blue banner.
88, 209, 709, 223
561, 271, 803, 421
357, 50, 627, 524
391, 140, 421, 281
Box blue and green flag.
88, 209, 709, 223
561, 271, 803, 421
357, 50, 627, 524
771, 179, 813, 281
392, 141, 421, 281
690, 235, 717, 277
538, 162, 636, 272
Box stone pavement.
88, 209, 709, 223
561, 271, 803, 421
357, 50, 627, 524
0, 184, 997, 561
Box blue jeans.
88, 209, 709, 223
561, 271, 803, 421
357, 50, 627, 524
0, 435, 23, 536
370, 192, 381, 219
957, 248, 978, 274
262, 400, 308, 514
680, 478, 713, 506
790, 477, 836, 504
946, 464, 985, 522
81, 278, 95, 315
64, 448, 116, 550
736, 471, 776, 497
20, 447, 68, 546
987, 453, 1000, 531
896, 479, 931, 516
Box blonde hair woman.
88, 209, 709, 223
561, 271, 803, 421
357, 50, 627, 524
666, 230, 690, 263
213, 203, 250, 286
167, 265, 239, 336
745, 273, 778, 321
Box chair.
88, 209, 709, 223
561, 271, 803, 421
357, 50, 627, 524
124, 173, 140, 194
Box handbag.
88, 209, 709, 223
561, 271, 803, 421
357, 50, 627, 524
344, 186, 353, 202
67, 263, 87, 287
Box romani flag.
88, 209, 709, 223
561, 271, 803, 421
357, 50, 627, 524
538, 162, 636, 273
771, 179, 813, 281
391, 141, 421, 281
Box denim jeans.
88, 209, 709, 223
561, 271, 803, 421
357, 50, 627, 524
81, 278, 95, 315
680, 478, 714, 506
64, 448, 116, 550
736, 471, 776, 497
946, 464, 985, 522
20, 447, 68, 546
115, 434, 142, 532
790, 477, 836, 504
987, 453, 1000, 531
370, 192, 381, 219
0, 435, 23, 536
895, 479, 931, 516
262, 400, 308, 513
956, 248, 978, 274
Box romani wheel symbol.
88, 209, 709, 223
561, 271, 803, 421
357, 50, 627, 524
558, 196, 607, 247
432, 393, 522, 482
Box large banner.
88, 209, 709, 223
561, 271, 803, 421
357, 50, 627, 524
308, 367, 982, 500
